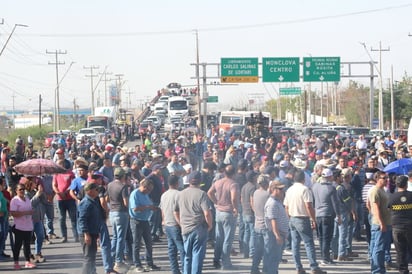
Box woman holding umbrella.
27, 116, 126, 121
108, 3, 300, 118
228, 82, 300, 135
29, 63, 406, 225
9, 182, 36, 270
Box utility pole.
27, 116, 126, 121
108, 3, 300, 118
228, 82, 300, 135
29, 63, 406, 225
84, 65, 99, 115
390, 66, 394, 131
73, 98, 77, 128
100, 70, 113, 106
39, 94, 42, 128
194, 29, 202, 133
114, 74, 124, 108
125, 88, 133, 109
47, 49, 66, 131
12, 92, 15, 129
371, 41, 390, 130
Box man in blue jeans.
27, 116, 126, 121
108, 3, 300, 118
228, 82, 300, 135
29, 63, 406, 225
107, 167, 130, 274
263, 180, 288, 274
369, 171, 392, 274
207, 165, 239, 270
129, 178, 161, 272
284, 169, 326, 274
174, 171, 213, 274
160, 175, 185, 274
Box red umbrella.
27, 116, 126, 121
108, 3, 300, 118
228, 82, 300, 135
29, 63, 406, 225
14, 158, 67, 176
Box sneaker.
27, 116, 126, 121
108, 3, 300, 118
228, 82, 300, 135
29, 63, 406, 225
337, 255, 353, 262
114, 262, 130, 273
44, 238, 52, 245
1, 252, 10, 258
29, 254, 36, 263
297, 268, 307, 274
347, 252, 359, 257
60, 237, 67, 243
35, 254, 45, 263
48, 233, 60, 239
14, 262, 21, 270
213, 261, 221, 269
320, 260, 335, 266
145, 264, 161, 271
25, 261, 37, 269
284, 249, 293, 255
385, 262, 398, 270
134, 266, 149, 273
311, 268, 327, 274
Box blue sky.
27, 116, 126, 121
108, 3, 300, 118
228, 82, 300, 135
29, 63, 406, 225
1, 0, 412, 112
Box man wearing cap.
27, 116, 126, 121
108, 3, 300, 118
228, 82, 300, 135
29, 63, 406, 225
129, 178, 161, 272
241, 170, 258, 259
312, 169, 341, 265
53, 159, 78, 243
174, 170, 212, 274
148, 164, 165, 243
263, 180, 288, 274
369, 171, 393, 273
251, 174, 270, 274
107, 167, 130, 274
388, 175, 412, 274
160, 175, 185, 274
69, 164, 89, 205
77, 182, 103, 274
284, 169, 326, 274
208, 165, 239, 270
331, 168, 354, 262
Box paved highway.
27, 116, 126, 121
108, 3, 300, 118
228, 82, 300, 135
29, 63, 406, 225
0, 203, 401, 274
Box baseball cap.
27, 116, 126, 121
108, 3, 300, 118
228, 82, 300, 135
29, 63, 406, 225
113, 167, 126, 177
84, 182, 99, 191
263, 166, 276, 175
341, 168, 352, 177
187, 171, 201, 185
279, 160, 289, 168
56, 148, 64, 154
321, 168, 333, 178
152, 164, 163, 171
270, 180, 286, 189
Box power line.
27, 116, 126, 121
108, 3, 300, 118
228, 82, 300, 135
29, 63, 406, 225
21, 3, 412, 38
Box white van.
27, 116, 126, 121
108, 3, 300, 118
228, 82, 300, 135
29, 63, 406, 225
153, 102, 167, 115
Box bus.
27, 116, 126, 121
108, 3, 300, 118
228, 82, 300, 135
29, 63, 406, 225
86, 115, 111, 130
168, 96, 189, 117
218, 111, 272, 134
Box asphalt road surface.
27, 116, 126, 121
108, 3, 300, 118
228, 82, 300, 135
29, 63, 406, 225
0, 205, 402, 274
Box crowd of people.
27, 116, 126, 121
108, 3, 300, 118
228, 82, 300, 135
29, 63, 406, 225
0, 128, 412, 274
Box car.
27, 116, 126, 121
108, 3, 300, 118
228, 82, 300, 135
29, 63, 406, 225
76, 128, 97, 144
138, 121, 152, 139
312, 129, 339, 142
158, 96, 170, 104
44, 131, 71, 148
146, 116, 161, 130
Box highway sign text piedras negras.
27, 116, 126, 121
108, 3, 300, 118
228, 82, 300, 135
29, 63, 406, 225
262, 57, 300, 82
279, 87, 302, 95
221, 58, 259, 83
207, 96, 218, 103
303, 57, 340, 82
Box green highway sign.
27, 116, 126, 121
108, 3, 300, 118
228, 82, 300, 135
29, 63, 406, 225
220, 58, 259, 83
262, 57, 300, 82
279, 87, 302, 95
207, 96, 218, 103
303, 57, 341, 82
